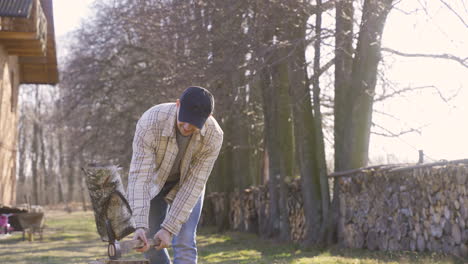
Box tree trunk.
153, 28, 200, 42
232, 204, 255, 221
229, 7, 250, 190
331, 0, 394, 245
67, 155, 75, 204
39, 125, 48, 205
31, 86, 40, 205
231, 100, 252, 190
79, 156, 87, 211
261, 73, 281, 238
271, 47, 294, 241
47, 134, 56, 204
285, 1, 325, 246
56, 116, 65, 204
248, 76, 265, 187
220, 148, 233, 232
334, 0, 354, 172
17, 112, 27, 198
259, 51, 281, 238
207, 0, 235, 231
341, 0, 394, 169
255, 0, 295, 240
31, 123, 39, 205
257, 4, 281, 236
311, 0, 331, 244
330, 0, 355, 245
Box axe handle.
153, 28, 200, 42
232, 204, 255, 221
120, 238, 159, 254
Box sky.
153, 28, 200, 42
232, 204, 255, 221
373, 0, 468, 163
51, 0, 468, 164
53, 0, 95, 38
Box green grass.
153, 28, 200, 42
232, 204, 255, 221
0, 210, 463, 264
196, 228, 462, 264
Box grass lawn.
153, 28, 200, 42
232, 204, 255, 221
0, 210, 463, 264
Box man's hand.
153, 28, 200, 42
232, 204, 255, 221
154, 228, 173, 251
133, 228, 149, 252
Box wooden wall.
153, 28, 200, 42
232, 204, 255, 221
0, 45, 19, 206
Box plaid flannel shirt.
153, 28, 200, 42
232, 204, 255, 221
127, 103, 223, 235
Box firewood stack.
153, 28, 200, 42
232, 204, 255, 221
339, 164, 468, 258
200, 192, 227, 228
288, 180, 305, 241
201, 161, 467, 258
202, 180, 307, 241
229, 190, 243, 230
252, 185, 270, 235
230, 188, 259, 233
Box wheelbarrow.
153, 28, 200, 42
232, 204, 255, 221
16, 212, 45, 241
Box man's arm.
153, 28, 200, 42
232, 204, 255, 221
161, 132, 223, 235
127, 114, 159, 230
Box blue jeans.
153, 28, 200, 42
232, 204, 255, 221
144, 183, 204, 264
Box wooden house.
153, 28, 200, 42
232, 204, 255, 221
0, 0, 58, 206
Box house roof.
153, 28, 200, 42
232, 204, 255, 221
0, 0, 59, 84
19, 0, 59, 84
0, 0, 33, 18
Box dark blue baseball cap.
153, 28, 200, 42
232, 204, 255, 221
178, 86, 214, 129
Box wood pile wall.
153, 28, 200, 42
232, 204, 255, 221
201, 181, 306, 240
201, 162, 468, 258
339, 163, 467, 257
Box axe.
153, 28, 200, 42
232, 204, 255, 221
83, 164, 162, 260
105, 219, 161, 260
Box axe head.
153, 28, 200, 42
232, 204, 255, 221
83, 164, 136, 242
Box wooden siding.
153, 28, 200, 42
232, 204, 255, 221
0, 46, 19, 206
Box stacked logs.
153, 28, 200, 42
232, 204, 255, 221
200, 181, 306, 241
201, 162, 467, 258
339, 164, 467, 257
201, 186, 267, 234
200, 192, 226, 227
287, 180, 305, 241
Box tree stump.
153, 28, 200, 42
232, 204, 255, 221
89, 259, 149, 264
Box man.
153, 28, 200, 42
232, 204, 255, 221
127, 86, 223, 264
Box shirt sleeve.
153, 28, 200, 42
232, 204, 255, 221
127, 115, 159, 230
161, 132, 223, 235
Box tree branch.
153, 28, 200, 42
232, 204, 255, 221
374, 85, 434, 102
382, 47, 468, 68
439, 0, 468, 28
371, 122, 423, 138
319, 58, 335, 76
306, 0, 336, 16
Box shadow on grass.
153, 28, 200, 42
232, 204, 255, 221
0, 240, 102, 256
197, 228, 463, 264
326, 246, 464, 264
197, 229, 324, 263
9, 255, 100, 264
